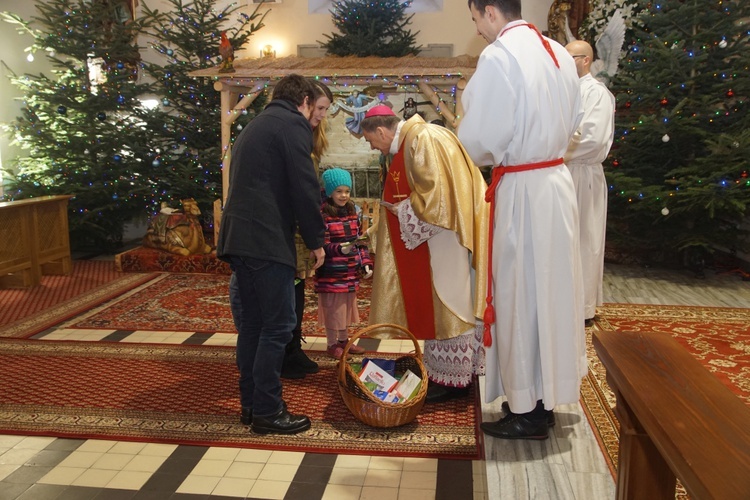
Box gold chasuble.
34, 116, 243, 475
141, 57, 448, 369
369, 115, 490, 341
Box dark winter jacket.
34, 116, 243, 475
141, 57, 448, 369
314, 202, 373, 293
217, 99, 325, 268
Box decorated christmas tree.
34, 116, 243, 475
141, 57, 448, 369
1, 0, 158, 250
138, 0, 268, 228
606, 0, 750, 267
322, 0, 420, 57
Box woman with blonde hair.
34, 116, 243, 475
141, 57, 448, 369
284, 80, 334, 377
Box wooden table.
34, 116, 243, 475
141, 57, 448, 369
0, 195, 73, 287
593, 329, 750, 499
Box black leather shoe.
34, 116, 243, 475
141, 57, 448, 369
501, 401, 556, 427
240, 407, 252, 425
241, 401, 287, 425
251, 408, 311, 435
480, 412, 549, 440
425, 380, 470, 403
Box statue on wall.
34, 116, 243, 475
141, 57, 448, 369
547, 0, 573, 46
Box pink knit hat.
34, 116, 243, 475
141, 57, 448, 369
364, 105, 396, 119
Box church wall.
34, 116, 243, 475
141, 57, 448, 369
0, 0, 554, 193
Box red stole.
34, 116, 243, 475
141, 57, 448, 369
384, 149, 436, 340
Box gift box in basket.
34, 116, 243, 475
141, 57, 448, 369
337, 323, 428, 428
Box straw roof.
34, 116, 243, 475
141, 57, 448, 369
189, 55, 479, 80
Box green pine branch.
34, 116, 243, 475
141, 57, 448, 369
604, 0, 750, 260
321, 0, 420, 57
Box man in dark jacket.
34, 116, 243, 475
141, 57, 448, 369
217, 74, 326, 435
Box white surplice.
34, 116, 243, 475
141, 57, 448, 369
395, 199, 485, 387
458, 20, 587, 413
564, 73, 616, 320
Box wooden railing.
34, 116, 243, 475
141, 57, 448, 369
593, 330, 750, 499
0, 195, 73, 288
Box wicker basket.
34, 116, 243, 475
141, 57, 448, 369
338, 323, 428, 428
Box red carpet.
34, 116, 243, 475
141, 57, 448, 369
5, 266, 748, 475
0, 260, 126, 327
0, 339, 481, 459
71, 273, 370, 335
0, 264, 157, 339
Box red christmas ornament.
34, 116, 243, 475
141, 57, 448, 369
625, 101, 632, 109
726, 89, 734, 98
660, 98, 669, 106
742, 171, 748, 178
612, 159, 620, 167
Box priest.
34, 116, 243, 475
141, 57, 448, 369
360, 105, 490, 403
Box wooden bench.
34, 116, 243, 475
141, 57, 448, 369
0, 195, 73, 288
593, 330, 750, 499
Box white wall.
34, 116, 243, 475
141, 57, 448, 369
0, 0, 55, 193
0, 0, 554, 184
184, 0, 553, 60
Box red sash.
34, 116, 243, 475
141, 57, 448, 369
384, 149, 436, 340
482, 158, 565, 347
501, 23, 560, 68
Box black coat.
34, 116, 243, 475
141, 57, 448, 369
217, 99, 325, 268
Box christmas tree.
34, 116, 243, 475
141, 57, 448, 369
138, 0, 268, 228
322, 0, 420, 57
1, 0, 159, 250
606, 0, 750, 266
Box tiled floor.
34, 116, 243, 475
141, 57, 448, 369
2, 261, 749, 499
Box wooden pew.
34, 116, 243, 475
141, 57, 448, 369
0, 195, 73, 287
593, 329, 750, 500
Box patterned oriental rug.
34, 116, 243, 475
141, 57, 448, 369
585, 304, 750, 480
0, 339, 481, 460
2, 270, 748, 474
70, 273, 369, 336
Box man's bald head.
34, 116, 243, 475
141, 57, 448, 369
565, 40, 594, 77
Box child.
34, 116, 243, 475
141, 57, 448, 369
315, 168, 373, 360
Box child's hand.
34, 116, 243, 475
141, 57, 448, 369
363, 265, 373, 279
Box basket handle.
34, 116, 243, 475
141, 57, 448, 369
337, 323, 422, 382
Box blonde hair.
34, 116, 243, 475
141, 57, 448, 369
311, 119, 329, 166
310, 80, 333, 166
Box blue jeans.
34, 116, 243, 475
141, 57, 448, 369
230, 272, 306, 347
228, 256, 295, 418
229, 272, 242, 332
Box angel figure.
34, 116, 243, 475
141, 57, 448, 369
589, 9, 626, 86
344, 90, 372, 135
563, 9, 626, 86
